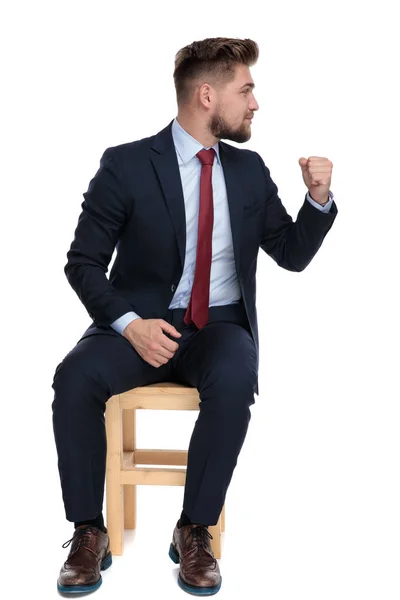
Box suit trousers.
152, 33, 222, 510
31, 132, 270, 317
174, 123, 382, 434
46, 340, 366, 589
51, 302, 258, 526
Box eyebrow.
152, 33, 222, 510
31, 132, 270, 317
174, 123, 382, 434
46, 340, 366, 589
239, 83, 255, 90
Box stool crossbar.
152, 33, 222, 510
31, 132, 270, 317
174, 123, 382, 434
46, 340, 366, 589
105, 382, 225, 557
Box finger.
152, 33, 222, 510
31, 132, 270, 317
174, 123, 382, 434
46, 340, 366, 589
160, 334, 180, 353
299, 157, 308, 168
159, 320, 182, 338
308, 166, 332, 173
153, 339, 176, 357
156, 347, 175, 362
309, 176, 332, 184
147, 353, 164, 368
307, 161, 333, 169
310, 179, 330, 187
308, 173, 332, 183
143, 354, 162, 368
154, 352, 170, 364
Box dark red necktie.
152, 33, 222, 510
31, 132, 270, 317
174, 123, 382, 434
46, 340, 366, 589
184, 148, 215, 329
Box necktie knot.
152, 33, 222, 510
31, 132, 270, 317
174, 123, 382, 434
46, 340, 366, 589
196, 148, 215, 166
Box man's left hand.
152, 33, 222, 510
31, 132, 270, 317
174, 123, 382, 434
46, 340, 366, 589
299, 156, 333, 205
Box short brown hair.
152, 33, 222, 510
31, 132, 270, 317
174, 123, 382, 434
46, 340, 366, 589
173, 37, 259, 106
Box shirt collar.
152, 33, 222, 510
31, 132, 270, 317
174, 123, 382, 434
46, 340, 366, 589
171, 117, 221, 166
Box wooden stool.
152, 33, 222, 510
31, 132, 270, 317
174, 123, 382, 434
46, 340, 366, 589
105, 382, 225, 557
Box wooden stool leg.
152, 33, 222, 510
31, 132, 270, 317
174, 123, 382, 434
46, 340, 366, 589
105, 394, 124, 555
221, 504, 225, 532
209, 517, 222, 559
123, 408, 137, 529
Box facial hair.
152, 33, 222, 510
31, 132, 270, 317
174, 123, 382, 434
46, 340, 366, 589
209, 112, 251, 143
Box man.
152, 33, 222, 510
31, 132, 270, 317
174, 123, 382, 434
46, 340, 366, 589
52, 36, 337, 596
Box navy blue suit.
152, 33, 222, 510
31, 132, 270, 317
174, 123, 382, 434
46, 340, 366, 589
52, 120, 337, 525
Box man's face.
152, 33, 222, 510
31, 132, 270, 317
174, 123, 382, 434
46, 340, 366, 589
208, 64, 259, 143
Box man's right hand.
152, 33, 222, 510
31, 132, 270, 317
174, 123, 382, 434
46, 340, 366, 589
122, 318, 182, 368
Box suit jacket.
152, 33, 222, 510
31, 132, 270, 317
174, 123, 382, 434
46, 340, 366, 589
65, 119, 338, 383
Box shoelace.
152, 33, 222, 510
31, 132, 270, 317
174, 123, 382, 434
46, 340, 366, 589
186, 525, 214, 557
61, 525, 99, 557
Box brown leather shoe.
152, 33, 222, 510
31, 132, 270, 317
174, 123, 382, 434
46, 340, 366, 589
57, 525, 112, 594
169, 522, 222, 595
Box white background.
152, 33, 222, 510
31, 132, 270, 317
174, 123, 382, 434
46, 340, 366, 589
2, 1, 399, 598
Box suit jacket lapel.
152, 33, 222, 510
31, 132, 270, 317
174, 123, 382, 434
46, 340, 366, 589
150, 121, 186, 270
150, 121, 244, 277
219, 142, 244, 278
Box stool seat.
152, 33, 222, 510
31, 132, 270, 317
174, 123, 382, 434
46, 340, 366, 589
105, 382, 225, 557
118, 381, 201, 410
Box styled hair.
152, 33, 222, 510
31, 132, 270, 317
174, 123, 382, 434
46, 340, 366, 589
173, 37, 259, 106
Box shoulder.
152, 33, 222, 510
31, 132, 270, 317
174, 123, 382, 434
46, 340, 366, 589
219, 141, 269, 181
219, 140, 264, 167
105, 132, 156, 162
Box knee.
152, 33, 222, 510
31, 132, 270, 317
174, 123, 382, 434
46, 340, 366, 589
202, 359, 257, 407
52, 352, 83, 390
51, 352, 107, 413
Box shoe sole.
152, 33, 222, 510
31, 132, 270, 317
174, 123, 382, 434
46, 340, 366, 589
57, 551, 112, 594
168, 543, 222, 596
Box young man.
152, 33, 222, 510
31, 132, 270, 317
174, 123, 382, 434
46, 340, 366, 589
52, 36, 337, 596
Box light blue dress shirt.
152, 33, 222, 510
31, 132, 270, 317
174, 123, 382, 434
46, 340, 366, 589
110, 118, 334, 334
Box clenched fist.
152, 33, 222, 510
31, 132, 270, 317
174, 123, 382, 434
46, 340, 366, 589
122, 318, 182, 368
299, 156, 333, 205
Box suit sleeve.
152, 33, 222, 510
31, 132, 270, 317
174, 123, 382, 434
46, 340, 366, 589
64, 147, 134, 327
255, 153, 338, 272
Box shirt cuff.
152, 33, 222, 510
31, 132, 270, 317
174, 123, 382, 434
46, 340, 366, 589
110, 311, 141, 335
306, 190, 334, 213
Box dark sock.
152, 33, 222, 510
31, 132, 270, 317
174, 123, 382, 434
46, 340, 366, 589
74, 513, 106, 533
178, 510, 192, 528
178, 510, 209, 529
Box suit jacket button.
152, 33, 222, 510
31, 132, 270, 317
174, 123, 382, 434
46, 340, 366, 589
171, 284, 176, 292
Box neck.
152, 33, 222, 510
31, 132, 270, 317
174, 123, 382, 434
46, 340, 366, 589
176, 113, 219, 148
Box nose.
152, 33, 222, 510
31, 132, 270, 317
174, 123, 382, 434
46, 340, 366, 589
249, 93, 259, 112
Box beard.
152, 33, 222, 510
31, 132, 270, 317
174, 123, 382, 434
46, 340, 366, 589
209, 112, 251, 143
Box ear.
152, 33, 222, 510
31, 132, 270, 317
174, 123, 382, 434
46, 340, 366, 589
199, 83, 213, 107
